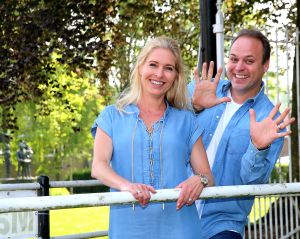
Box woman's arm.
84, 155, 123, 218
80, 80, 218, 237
175, 136, 214, 210
91, 127, 156, 205
190, 137, 214, 186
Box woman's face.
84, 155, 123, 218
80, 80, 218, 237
139, 48, 177, 99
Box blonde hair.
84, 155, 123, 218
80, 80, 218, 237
116, 36, 189, 111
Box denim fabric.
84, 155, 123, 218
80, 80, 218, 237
188, 79, 284, 239
91, 103, 203, 239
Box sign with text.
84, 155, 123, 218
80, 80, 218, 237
0, 190, 38, 239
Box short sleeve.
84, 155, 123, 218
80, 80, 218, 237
90, 105, 114, 139
188, 113, 205, 154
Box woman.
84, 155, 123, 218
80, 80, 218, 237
91, 36, 213, 238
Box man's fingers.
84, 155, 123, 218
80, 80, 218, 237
275, 107, 290, 124
201, 62, 207, 80
280, 117, 296, 129
207, 61, 214, 80
269, 103, 281, 119
213, 67, 223, 85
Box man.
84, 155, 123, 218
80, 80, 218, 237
188, 29, 295, 239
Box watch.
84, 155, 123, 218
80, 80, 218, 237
196, 174, 209, 187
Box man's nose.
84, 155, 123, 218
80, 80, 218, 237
235, 60, 245, 70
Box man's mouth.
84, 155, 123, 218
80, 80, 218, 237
235, 74, 248, 79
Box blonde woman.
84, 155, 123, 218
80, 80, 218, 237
91, 36, 213, 239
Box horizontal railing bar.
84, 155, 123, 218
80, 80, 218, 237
0, 182, 40, 191
50, 180, 103, 188
280, 226, 300, 239
0, 180, 103, 191
1, 183, 300, 213
51, 230, 108, 239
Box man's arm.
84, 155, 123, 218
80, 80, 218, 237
240, 138, 284, 184
240, 103, 295, 184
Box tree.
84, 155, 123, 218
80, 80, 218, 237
0, 0, 118, 131
0, 0, 202, 131
12, 58, 102, 179
0, 0, 202, 178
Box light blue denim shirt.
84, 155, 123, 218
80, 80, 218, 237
91, 102, 204, 239
188, 79, 284, 238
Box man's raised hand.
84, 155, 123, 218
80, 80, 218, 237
192, 61, 231, 111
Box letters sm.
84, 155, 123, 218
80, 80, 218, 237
0, 190, 38, 239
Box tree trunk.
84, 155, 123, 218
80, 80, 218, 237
291, 0, 300, 182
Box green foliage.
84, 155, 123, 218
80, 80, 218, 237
1, 0, 298, 179
270, 163, 289, 183
0, 0, 118, 130
0, 0, 201, 178
8, 57, 103, 179
70, 168, 109, 194
223, 0, 296, 32
102, 0, 200, 93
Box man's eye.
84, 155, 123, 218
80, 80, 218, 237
230, 57, 238, 63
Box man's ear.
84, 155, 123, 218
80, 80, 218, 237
263, 59, 270, 72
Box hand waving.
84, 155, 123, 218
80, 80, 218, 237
192, 61, 231, 111
250, 103, 295, 150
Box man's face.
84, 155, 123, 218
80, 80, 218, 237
226, 36, 269, 101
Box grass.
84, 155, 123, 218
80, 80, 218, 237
49, 188, 109, 238
50, 206, 109, 238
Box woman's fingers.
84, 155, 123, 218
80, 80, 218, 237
131, 184, 156, 206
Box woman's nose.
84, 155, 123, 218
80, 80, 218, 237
155, 68, 164, 78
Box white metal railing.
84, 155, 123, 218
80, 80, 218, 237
0, 179, 102, 191
1, 183, 300, 213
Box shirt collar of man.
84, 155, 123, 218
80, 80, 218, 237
221, 80, 266, 104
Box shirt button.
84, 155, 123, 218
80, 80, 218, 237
209, 134, 213, 137
216, 115, 220, 119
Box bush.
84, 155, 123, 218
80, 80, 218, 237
68, 168, 109, 194
270, 164, 289, 183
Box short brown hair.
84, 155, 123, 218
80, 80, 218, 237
231, 29, 271, 64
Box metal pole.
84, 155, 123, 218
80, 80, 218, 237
213, 0, 225, 78
296, 27, 300, 182
198, 0, 217, 74
38, 175, 50, 239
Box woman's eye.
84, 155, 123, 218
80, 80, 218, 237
165, 66, 174, 71
149, 63, 157, 67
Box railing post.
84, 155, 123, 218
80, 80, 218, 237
37, 175, 50, 239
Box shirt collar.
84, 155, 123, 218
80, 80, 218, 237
221, 80, 265, 104
124, 100, 171, 120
